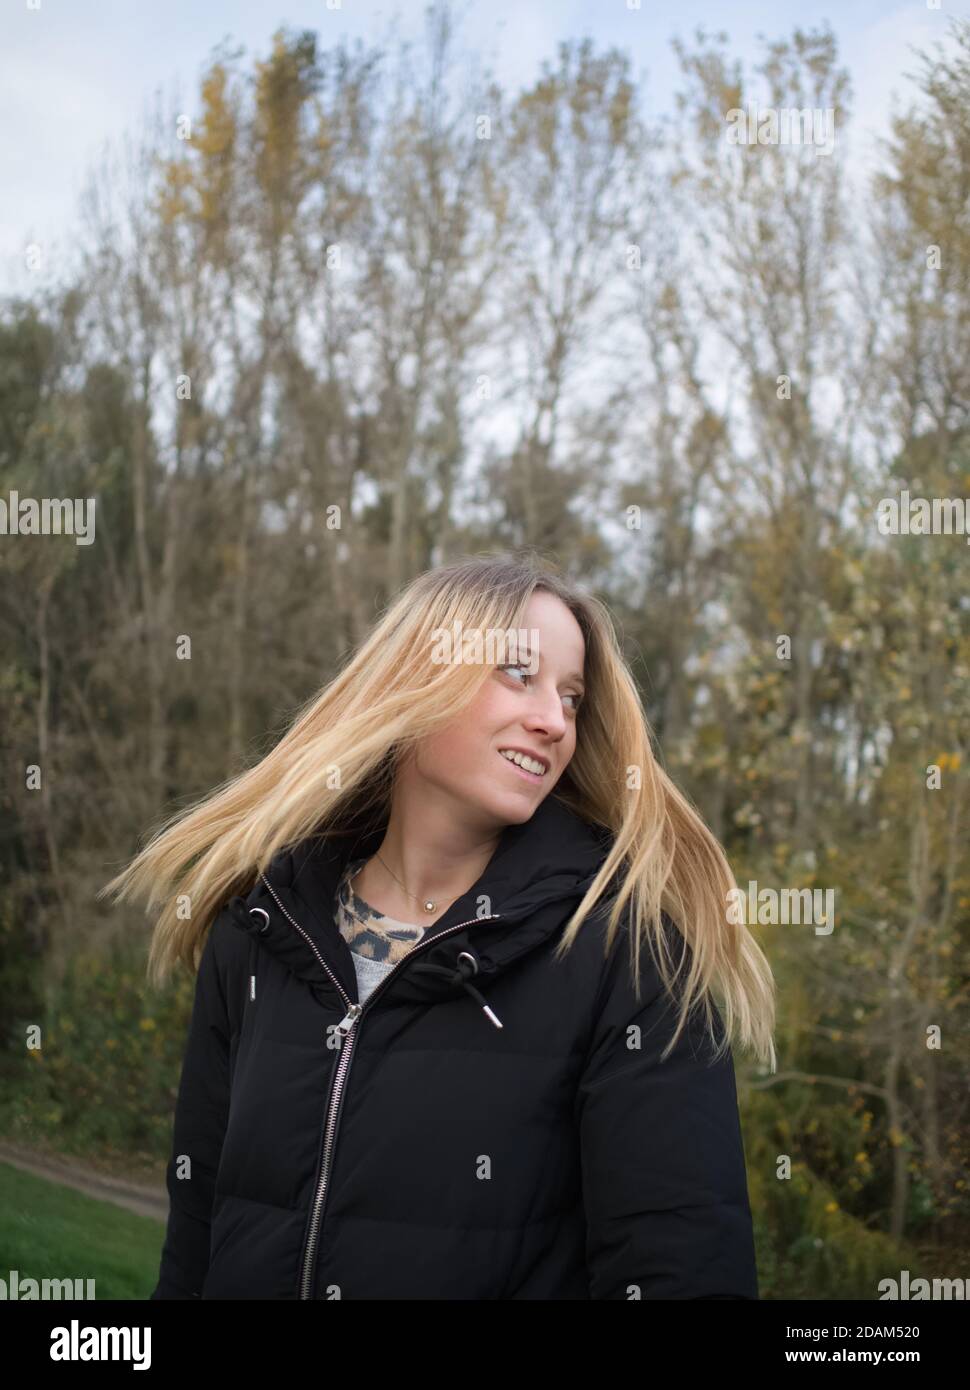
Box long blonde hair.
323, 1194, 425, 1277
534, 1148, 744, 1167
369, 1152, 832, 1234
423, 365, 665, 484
100, 552, 776, 1069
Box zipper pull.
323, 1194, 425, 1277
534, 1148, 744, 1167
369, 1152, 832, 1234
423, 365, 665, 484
333, 1003, 362, 1039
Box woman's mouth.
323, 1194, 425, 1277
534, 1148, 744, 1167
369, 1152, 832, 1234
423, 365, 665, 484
494, 750, 547, 783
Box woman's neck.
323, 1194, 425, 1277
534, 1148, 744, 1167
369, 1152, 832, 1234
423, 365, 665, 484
354, 804, 502, 926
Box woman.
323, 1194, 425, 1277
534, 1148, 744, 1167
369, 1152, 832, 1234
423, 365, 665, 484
102, 552, 776, 1300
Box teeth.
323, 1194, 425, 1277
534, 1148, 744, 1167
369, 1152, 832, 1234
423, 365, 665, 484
499, 749, 546, 777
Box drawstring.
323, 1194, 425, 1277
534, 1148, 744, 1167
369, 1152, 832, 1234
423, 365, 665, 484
228, 895, 503, 1030
411, 951, 503, 1030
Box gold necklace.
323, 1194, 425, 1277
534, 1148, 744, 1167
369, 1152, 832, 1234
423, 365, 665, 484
374, 849, 458, 915
342, 863, 425, 934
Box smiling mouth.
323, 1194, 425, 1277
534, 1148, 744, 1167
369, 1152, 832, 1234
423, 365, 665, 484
497, 750, 547, 783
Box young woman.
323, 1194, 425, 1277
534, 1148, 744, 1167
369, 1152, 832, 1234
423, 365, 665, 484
102, 552, 776, 1300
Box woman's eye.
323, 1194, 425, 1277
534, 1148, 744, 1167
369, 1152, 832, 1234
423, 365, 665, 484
499, 663, 528, 684
498, 666, 584, 711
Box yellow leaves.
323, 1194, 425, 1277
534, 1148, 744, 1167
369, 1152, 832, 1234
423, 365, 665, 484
888, 1126, 905, 1147
138, 1018, 157, 1032
853, 1151, 868, 1165
936, 752, 961, 771
199, 65, 237, 159
154, 158, 195, 227
607, 81, 634, 144
824, 1200, 839, 1213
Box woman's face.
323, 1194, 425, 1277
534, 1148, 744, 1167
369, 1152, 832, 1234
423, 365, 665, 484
406, 590, 587, 827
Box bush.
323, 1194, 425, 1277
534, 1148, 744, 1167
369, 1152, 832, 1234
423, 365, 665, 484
0, 941, 193, 1168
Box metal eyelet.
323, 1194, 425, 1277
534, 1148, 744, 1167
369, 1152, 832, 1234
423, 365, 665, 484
455, 950, 479, 976
249, 907, 270, 935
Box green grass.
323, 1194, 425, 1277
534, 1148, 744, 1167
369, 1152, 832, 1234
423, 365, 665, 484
0, 1161, 165, 1300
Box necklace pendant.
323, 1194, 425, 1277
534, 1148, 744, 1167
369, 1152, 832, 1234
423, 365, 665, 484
424, 900, 436, 913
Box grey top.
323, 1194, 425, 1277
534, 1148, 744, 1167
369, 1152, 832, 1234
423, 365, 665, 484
334, 857, 430, 1004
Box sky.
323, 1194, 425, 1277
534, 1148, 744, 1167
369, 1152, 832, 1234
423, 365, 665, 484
1, 0, 968, 299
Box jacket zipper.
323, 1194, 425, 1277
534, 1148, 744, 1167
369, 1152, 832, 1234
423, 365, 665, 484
257, 871, 501, 1300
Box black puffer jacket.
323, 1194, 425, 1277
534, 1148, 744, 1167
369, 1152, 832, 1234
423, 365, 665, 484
151, 793, 758, 1300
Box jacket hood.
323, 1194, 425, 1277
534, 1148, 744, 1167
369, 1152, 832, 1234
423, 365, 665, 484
226, 793, 617, 1025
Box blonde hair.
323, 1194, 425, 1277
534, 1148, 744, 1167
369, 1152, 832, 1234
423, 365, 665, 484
100, 551, 776, 1069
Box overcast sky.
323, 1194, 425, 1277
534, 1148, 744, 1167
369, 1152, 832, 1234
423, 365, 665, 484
2, 0, 968, 300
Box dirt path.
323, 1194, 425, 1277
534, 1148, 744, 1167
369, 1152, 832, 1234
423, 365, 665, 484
0, 1139, 168, 1224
